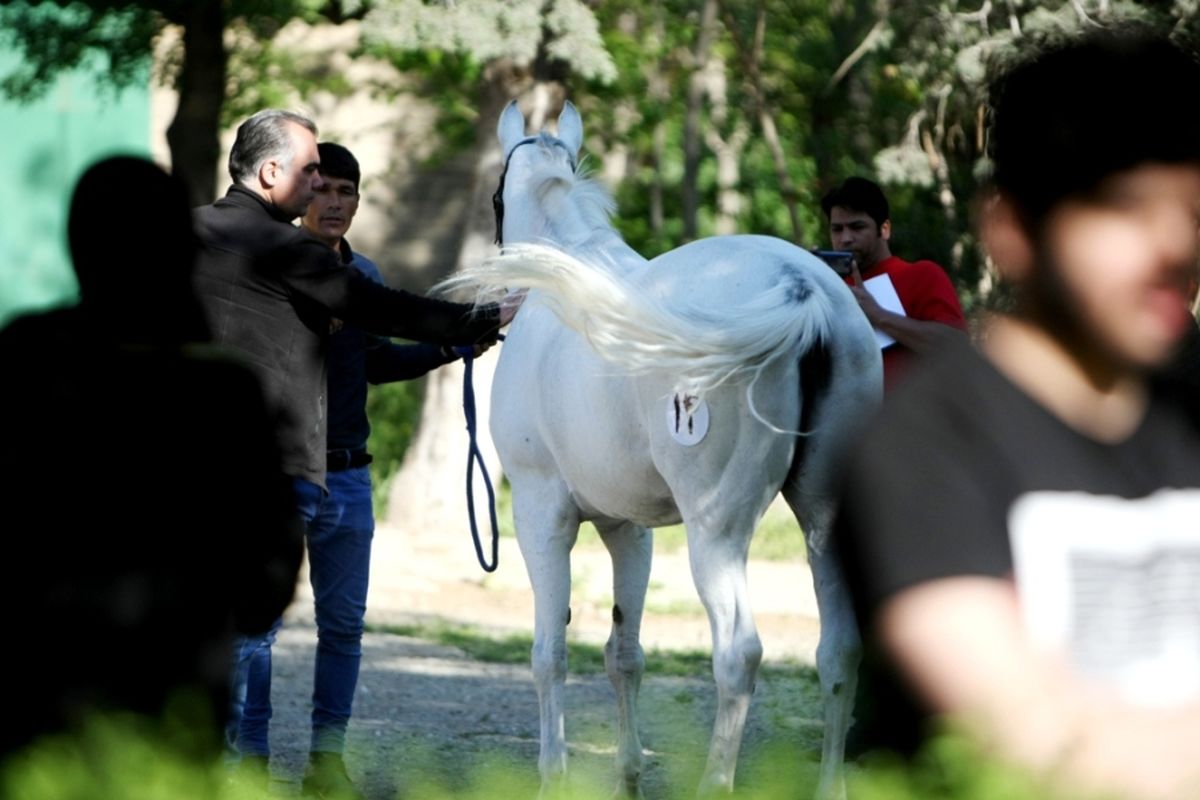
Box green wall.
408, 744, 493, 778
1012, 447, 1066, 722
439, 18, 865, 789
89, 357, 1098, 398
0, 49, 151, 327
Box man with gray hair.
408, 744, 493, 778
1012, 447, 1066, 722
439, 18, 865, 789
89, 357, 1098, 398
192, 108, 519, 789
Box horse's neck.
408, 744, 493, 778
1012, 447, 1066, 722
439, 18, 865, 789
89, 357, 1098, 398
531, 205, 647, 274
507, 176, 648, 272
571, 229, 647, 273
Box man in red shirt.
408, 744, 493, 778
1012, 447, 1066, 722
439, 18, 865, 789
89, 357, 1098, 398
822, 177, 967, 390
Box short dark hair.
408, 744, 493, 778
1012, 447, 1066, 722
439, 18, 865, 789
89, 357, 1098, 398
987, 28, 1200, 226
316, 142, 361, 191
228, 109, 318, 185
821, 177, 890, 229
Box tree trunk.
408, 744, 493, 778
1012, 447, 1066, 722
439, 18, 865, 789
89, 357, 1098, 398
682, 0, 719, 241
811, 0, 876, 192
757, 106, 804, 244
704, 122, 748, 235
165, 0, 226, 206
717, 0, 803, 243
384, 75, 534, 548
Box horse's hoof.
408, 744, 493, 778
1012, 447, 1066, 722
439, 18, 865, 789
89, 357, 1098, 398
610, 776, 645, 800
696, 772, 734, 797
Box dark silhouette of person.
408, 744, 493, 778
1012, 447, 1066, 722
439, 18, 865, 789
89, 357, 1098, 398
0, 155, 303, 762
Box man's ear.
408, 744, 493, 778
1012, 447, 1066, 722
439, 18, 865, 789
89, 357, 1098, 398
979, 191, 1035, 283
258, 159, 280, 190
880, 218, 892, 242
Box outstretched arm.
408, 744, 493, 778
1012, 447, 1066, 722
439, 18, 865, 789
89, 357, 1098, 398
878, 577, 1200, 800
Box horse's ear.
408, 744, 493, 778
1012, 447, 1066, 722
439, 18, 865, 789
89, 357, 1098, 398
556, 101, 583, 159
498, 100, 527, 160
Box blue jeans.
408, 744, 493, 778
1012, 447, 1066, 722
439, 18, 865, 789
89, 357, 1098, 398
306, 466, 374, 752
228, 471, 374, 757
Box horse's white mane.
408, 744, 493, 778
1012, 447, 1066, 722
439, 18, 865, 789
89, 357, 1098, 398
562, 161, 616, 234
522, 141, 617, 245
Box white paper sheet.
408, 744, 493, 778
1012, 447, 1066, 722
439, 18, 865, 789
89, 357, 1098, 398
863, 274, 905, 349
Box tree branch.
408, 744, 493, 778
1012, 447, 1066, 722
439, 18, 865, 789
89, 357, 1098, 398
827, 17, 886, 90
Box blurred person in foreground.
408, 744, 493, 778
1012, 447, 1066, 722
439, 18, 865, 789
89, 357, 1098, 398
0, 156, 302, 763
836, 28, 1200, 800
288, 142, 490, 798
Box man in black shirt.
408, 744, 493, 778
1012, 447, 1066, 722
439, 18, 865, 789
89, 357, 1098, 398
193, 109, 519, 779
837, 29, 1200, 800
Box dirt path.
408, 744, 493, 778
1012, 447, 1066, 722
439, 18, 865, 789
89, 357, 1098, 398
262, 520, 826, 798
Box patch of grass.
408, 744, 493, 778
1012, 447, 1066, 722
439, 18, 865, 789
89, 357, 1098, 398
643, 597, 706, 616
500, 480, 808, 563
623, 501, 806, 562
367, 620, 808, 680
748, 501, 807, 562
760, 659, 821, 682
371, 621, 604, 673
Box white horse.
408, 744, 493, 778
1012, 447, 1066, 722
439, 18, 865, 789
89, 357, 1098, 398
448, 101, 881, 799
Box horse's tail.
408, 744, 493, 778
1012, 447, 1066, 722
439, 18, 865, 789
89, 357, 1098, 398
442, 242, 836, 405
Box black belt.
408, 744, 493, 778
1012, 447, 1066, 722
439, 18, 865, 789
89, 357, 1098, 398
327, 449, 373, 472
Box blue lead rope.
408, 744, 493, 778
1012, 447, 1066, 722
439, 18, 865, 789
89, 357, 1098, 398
458, 335, 504, 572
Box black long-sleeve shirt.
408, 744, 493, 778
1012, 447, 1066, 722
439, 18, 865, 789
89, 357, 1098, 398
327, 240, 456, 452
193, 185, 500, 486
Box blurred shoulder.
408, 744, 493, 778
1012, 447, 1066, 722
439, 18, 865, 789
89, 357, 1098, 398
880, 336, 986, 422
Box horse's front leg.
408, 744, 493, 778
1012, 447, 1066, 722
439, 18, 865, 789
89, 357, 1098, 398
596, 520, 654, 799
686, 516, 763, 796
512, 478, 580, 796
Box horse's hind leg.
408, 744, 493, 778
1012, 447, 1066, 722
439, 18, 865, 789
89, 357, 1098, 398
785, 493, 859, 800
511, 476, 580, 796
685, 513, 763, 796
596, 520, 653, 799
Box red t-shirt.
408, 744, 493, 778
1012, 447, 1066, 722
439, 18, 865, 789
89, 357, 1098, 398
844, 255, 966, 391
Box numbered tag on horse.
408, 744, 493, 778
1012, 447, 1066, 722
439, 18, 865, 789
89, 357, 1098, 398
667, 393, 709, 446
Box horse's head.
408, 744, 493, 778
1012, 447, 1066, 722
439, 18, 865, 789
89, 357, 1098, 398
493, 100, 594, 248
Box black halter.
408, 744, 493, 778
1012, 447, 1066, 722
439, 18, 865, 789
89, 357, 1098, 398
492, 135, 578, 246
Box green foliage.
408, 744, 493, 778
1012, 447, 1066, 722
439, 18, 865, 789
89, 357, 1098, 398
7, 0, 1198, 317
566, 0, 1197, 314
356, 45, 486, 164
0, 676, 1108, 800
0, 2, 158, 101
365, 376, 426, 515
847, 734, 1060, 800
220, 23, 356, 129
0, 713, 229, 800
861, 0, 1190, 304
0, 0, 339, 103
367, 619, 798, 679
357, 0, 619, 166
362, 0, 616, 82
